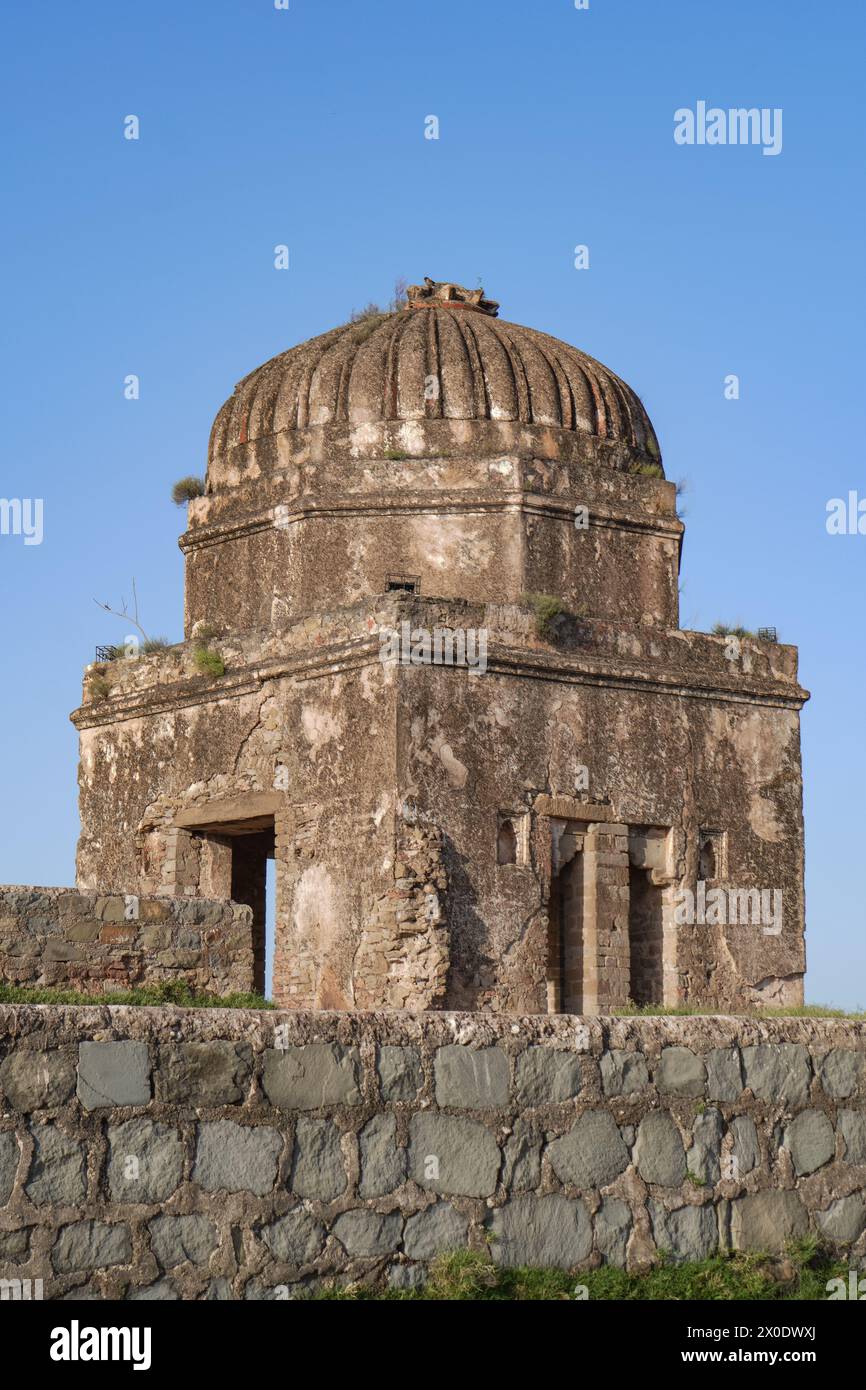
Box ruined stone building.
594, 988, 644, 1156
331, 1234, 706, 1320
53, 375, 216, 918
68, 278, 809, 1013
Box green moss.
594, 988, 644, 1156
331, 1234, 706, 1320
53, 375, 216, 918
383, 448, 410, 461
0, 981, 273, 1008
193, 646, 225, 678
615, 1002, 865, 1019
629, 461, 664, 479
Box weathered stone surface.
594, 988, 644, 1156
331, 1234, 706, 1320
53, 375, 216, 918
193, 1120, 282, 1196
376, 1046, 423, 1102
731, 1191, 809, 1251
839, 1109, 866, 1163
259, 1209, 325, 1264
0, 1227, 29, 1263
403, 1202, 468, 1260
595, 1196, 631, 1267
548, 1110, 629, 1189
291, 1117, 347, 1200
409, 1113, 500, 1197
263, 1044, 361, 1109
156, 1042, 252, 1104
52, 1220, 132, 1273
388, 1262, 426, 1289
0, 1129, 20, 1204
502, 1126, 542, 1190
0, 1050, 76, 1110
649, 1201, 717, 1262
815, 1194, 866, 1245
490, 1194, 592, 1268
434, 1046, 509, 1109
705, 1048, 743, 1102
77, 1041, 151, 1110
359, 1113, 406, 1197
149, 1213, 218, 1269
514, 1047, 580, 1106
657, 1047, 706, 1097
129, 1279, 179, 1300
332, 1209, 402, 1257
729, 1115, 760, 1176
25, 1124, 86, 1205
742, 1045, 811, 1104
819, 1050, 862, 1100
634, 1111, 686, 1187
107, 1117, 184, 1203
600, 1050, 648, 1096
784, 1109, 835, 1176
689, 1109, 723, 1185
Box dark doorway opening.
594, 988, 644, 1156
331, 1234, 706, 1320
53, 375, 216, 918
548, 850, 584, 1013
628, 864, 663, 1005
228, 827, 275, 996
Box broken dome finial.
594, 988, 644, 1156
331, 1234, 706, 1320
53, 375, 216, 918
404, 277, 499, 317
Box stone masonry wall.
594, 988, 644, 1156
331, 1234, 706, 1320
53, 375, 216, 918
0, 1008, 864, 1299
0, 890, 254, 998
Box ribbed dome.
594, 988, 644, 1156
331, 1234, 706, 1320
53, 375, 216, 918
208, 281, 660, 466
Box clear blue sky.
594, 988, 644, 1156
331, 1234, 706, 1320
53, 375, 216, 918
1, 0, 863, 1006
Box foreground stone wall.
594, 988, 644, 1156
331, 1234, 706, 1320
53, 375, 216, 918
0, 890, 254, 997
0, 1009, 864, 1299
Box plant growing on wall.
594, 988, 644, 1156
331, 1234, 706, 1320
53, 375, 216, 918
171, 475, 205, 504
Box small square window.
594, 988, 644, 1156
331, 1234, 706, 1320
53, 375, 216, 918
698, 828, 727, 882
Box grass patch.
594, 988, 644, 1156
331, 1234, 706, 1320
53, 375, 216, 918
629, 461, 664, 479
193, 646, 225, 678
712, 622, 755, 639
0, 981, 273, 1009
316, 1246, 847, 1302
521, 591, 565, 639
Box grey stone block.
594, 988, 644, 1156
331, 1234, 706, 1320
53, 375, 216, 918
728, 1115, 760, 1176
77, 1042, 151, 1110
0, 1228, 30, 1264
502, 1125, 542, 1190
595, 1196, 631, 1267
129, 1280, 179, 1300
0, 1050, 76, 1110
650, 1202, 717, 1262
514, 1047, 581, 1106
260, 1208, 325, 1264
388, 1262, 426, 1289
689, 1109, 724, 1185
634, 1111, 687, 1187
291, 1117, 347, 1200
730, 1191, 808, 1252
107, 1117, 184, 1202
156, 1042, 252, 1105
25, 1124, 86, 1205
332, 1209, 402, 1257
489, 1194, 592, 1268
409, 1113, 501, 1197
193, 1120, 282, 1196
434, 1046, 509, 1109
816, 1194, 866, 1245
149, 1213, 218, 1269
377, 1046, 423, 1102
741, 1044, 811, 1104
52, 1220, 132, 1274
657, 1047, 706, 1097
204, 1278, 233, 1300
819, 1050, 863, 1100
839, 1109, 866, 1163
600, 1049, 649, 1096
403, 1202, 468, 1260
262, 1044, 361, 1109
548, 1110, 629, 1189
705, 1048, 743, 1102
0, 1130, 20, 1204
359, 1113, 406, 1197
784, 1109, 835, 1176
